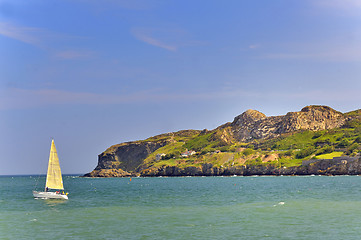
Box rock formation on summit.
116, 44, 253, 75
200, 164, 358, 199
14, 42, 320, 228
230, 105, 345, 141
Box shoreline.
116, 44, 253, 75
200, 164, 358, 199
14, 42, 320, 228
83, 156, 361, 178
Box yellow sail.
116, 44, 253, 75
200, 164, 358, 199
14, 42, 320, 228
45, 140, 64, 190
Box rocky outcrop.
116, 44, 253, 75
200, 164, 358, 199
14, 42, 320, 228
231, 105, 345, 141
84, 141, 168, 177
83, 168, 132, 177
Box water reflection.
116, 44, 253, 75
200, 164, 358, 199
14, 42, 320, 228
42, 198, 68, 208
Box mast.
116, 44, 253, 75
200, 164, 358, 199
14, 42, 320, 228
45, 139, 64, 190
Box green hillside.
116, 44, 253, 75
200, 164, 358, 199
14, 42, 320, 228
140, 112, 361, 170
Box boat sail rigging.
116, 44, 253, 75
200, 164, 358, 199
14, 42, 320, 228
33, 139, 68, 199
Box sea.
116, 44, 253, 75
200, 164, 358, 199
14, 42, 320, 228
1, 175, 361, 240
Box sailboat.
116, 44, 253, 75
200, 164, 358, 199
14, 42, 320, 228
33, 139, 68, 200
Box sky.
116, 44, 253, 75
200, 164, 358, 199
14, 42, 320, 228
1, 0, 361, 175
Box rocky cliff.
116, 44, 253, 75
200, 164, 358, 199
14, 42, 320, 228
84, 105, 359, 177
84, 141, 169, 177
230, 105, 345, 141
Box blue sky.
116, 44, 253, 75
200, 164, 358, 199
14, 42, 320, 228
1, 0, 361, 175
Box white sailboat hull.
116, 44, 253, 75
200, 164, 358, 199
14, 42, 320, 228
33, 191, 68, 200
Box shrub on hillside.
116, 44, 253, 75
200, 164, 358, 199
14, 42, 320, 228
242, 148, 255, 156
278, 150, 294, 158
296, 147, 316, 159
343, 119, 361, 129
315, 145, 334, 156
161, 151, 181, 160
345, 143, 360, 155
337, 139, 351, 148
314, 139, 331, 147
312, 132, 323, 139
247, 144, 255, 149
354, 136, 361, 143
284, 149, 294, 157
220, 146, 231, 152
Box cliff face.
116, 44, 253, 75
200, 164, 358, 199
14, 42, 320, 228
231, 105, 345, 141
84, 141, 168, 177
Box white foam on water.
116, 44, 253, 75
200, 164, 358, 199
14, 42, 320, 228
273, 202, 285, 207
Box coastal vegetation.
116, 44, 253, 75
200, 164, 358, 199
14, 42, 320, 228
85, 106, 361, 177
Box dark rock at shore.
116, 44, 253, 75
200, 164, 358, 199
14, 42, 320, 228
138, 157, 361, 177
83, 155, 361, 178
83, 168, 132, 177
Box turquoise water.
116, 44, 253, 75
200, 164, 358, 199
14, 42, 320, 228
1, 176, 361, 239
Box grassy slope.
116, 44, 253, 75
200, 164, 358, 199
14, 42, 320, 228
315, 152, 343, 159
